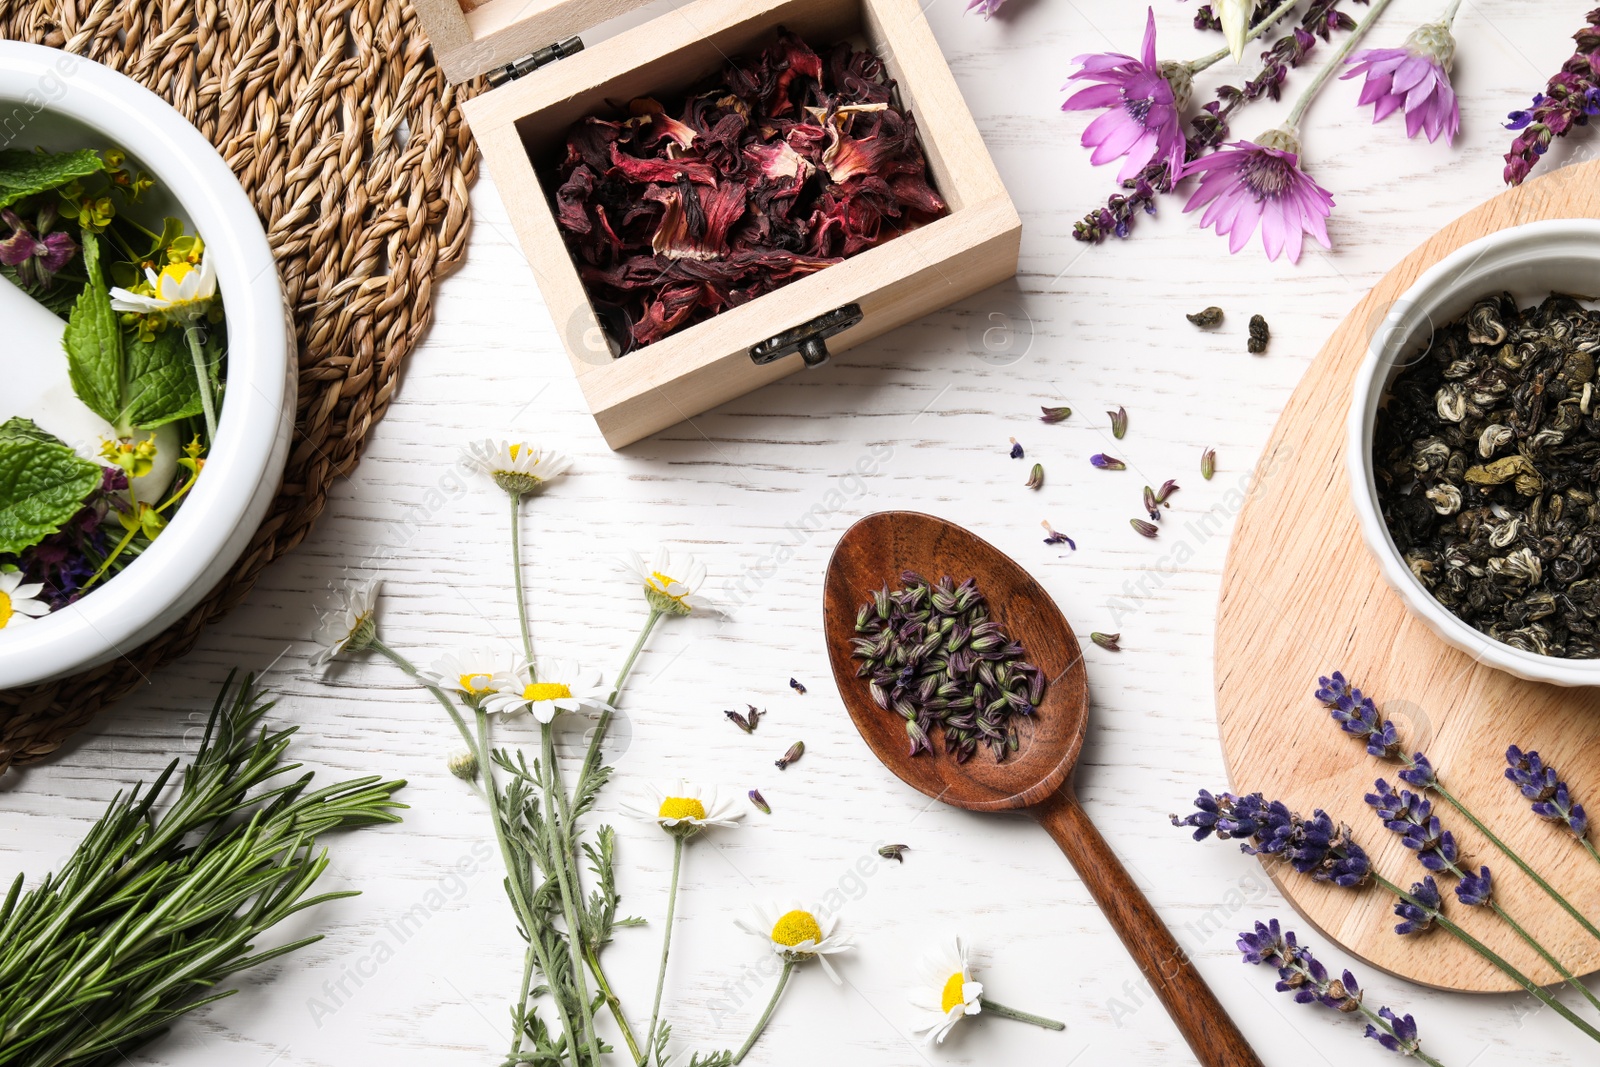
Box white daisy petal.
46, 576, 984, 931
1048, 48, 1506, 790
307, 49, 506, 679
464, 439, 571, 496
619, 545, 716, 616
0, 570, 53, 629
309, 578, 381, 673
908, 938, 984, 1044
624, 780, 744, 838
484, 657, 609, 720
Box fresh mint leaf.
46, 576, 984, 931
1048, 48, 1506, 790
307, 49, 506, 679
124, 329, 202, 429
0, 148, 103, 209
61, 230, 123, 426
0, 416, 101, 556
1, 262, 82, 317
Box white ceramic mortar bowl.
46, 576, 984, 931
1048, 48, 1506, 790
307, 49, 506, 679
0, 42, 292, 689
1348, 219, 1600, 687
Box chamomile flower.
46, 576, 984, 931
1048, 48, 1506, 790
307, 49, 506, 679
309, 578, 381, 673
621, 780, 743, 839
416, 647, 509, 703
736, 902, 854, 983
108, 250, 217, 323
464, 439, 571, 497
909, 939, 983, 1044
482, 658, 609, 722
622, 547, 712, 616
0, 570, 51, 630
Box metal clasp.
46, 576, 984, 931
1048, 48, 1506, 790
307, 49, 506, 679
749, 303, 863, 368
485, 36, 584, 87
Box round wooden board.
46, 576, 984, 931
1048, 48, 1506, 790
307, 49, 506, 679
1215, 158, 1600, 993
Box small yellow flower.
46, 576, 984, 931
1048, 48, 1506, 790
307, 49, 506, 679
621, 547, 712, 616
736, 901, 853, 983
909, 939, 983, 1043
621, 781, 743, 839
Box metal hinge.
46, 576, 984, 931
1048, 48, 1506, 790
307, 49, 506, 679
749, 303, 863, 369
485, 36, 584, 87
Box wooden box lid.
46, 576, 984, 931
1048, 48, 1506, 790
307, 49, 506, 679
414, 0, 655, 84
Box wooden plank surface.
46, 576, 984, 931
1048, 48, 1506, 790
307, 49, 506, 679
1217, 158, 1600, 993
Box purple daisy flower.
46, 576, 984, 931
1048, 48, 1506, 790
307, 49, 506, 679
1179, 128, 1333, 263
1342, 22, 1460, 145
1061, 8, 1190, 184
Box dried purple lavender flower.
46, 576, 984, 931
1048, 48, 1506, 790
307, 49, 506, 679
877, 843, 908, 863
725, 709, 753, 733
746, 705, 764, 731
1201, 448, 1217, 480
1130, 518, 1159, 539
1090, 453, 1126, 471
1155, 478, 1180, 504
1143, 486, 1161, 520
1110, 406, 1128, 439
1506, 745, 1590, 839
1039, 405, 1072, 424
1455, 865, 1494, 908
775, 741, 804, 770
1041, 520, 1076, 549
1366, 780, 1459, 873
789, 677, 806, 695
1393, 876, 1442, 936
1009, 438, 1024, 459
748, 789, 771, 814
1091, 631, 1121, 652
1172, 790, 1372, 887
1314, 671, 1404, 760
1365, 1007, 1427, 1058
1025, 462, 1044, 489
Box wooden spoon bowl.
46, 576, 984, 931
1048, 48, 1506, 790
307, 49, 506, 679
823, 512, 1263, 1067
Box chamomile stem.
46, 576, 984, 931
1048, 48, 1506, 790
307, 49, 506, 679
1489, 901, 1600, 1016
642, 836, 684, 1063
541, 723, 604, 1065
183, 325, 219, 441
580, 609, 664, 788
1432, 782, 1600, 946
977, 998, 1066, 1031
1375, 875, 1600, 1044
733, 960, 794, 1065
509, 944, 537, 1059
1190, 0, 1303, 74
508, 491, 535, 669
370, 639, 475, 751
1285, 0, 1397, 130
1353, 1003, 1446, 1067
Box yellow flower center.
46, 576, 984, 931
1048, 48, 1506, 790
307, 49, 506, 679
940, 972, 967, 1013
509, 443, 523, 459
650, 571, 688, 602
458, 672, 495, 696
658, 796, 707, 821
770, 910, 823, 948
0, 590, 12, 629
522, 682, 573, 702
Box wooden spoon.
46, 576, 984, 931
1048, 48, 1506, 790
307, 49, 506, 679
823, 512, 1263, 1067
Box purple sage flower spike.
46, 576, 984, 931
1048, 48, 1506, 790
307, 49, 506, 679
1506, 746, 1590, 839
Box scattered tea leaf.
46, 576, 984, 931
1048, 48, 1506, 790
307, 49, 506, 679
1187, 306, 1224, 328
1248, 314, 1270, 354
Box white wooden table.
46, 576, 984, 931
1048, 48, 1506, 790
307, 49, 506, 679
3, 3, 1595, 1064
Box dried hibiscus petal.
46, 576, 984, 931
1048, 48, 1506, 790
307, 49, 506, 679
546, 26, 949, 354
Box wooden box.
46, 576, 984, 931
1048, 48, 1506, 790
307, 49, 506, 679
416, 0, 1021, 448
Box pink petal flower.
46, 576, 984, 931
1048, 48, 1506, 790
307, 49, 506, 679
1342, 22, 1460, 146
1061, 8, 1187, 185
1179, 134, 1333, 265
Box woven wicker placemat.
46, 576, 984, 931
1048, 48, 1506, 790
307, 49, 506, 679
0, 0, 479, 772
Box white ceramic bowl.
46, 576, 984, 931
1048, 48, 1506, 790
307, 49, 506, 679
0, 43, 292, 689
1348, 219, 1600, 687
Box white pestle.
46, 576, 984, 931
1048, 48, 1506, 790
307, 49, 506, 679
2, 271, 178, 503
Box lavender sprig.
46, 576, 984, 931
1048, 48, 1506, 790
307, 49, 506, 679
1237, 920, 1445, 1065
1505, 747, 1596, 859
1171, 790, 1372, 886
1393, 876, 1442, 936
1315, 671, 1600, 948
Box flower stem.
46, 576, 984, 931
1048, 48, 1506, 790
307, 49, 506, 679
978, 997, 1065, 1031
1433, 782, 1600, 948
541, 723, 604, 1065
1443, 0, 1464, 27
1583, 837, 1600, 871
509, 943, 537, 1059
579, 609, 664, 788
1285, 0, 1397, 129
733, 960, 794, 1065
1190, 0, 1303, 74
183, 325, 219, 441
643, 836, 684, 1062
508, 490, 535, 669
1489, 901, 1600, 1016
1376, 875, 1600, 1044
370, 639, 476, 751
584, 943, 642, 1064
1353, 1002, 1446, 1067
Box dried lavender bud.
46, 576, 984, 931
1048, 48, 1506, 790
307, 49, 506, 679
1314, 672, 1438, 785
775, 741, 804, 769
1248, 314, 1270, 354
1110, 405, 1128, 439
746, 704, 763, 731
725, 709, 752, 733
1041, 520, 1076, 549
1201, 448, 1216, 480
789, 677, 806, 695
1455, 865, 1494, 908
1155, 479, 1180, 504
1142, 486, 1161, 520
1393, 876, 1442, 935
1039, 406, 1072, 424
1505, 746, 1589, 838
1090, 453, 1126, 471
748, 789, 771, 814
1187, 306, 1224, 328
1091, 631, 1120, 651
1366, 780, 1459, 873
1009, 438, 1024, 459
1173, 790, 1372, 888
1130, 518, 1159, 539
877, 843, 908, 863
1025, 463, 1044, 490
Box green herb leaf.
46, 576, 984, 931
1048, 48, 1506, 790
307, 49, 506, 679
61, 229, 124, 426
1, 262, 83, 317
124, 328, 203, 429
0, 416, 101, 556
0, 147, 104, 208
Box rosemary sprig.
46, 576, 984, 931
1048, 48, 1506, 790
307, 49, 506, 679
0, 673, 406, 1067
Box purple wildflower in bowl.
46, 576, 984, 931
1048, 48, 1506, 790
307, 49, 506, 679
1505, 746, 1590, 839
1393, 876, 1442, 936
1061, 8, 1190, 184
1341, 21, 1460, 145
1366, 780, 1458, 873
0, 205, 78, 289
1455, 866, 1494, 908
1178, 127, 1333, 264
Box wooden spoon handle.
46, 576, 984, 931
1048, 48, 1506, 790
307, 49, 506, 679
1032, 787, 1264, 1067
